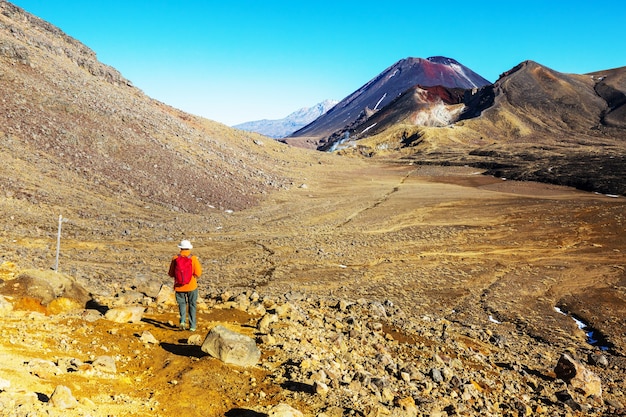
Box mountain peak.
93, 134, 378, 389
234, 100, 338, 139
426, 56, 461, 65
290, 56, 492, 139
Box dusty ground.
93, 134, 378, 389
209, 163, 625, 350
1, 163, 625, 416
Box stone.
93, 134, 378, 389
395, 396, 418, 415
113, 289, 145, 306
201, 325, 261, 367
430, 368, 443, 383
92, 355, 117, 373
0, 378, 10, 391
554, 353, 602, 398
314, 380, 330, 396
131, 273, 162, 298
104, 306, 145, 323
50, 385, 78, 409
12, 270, 91, 305
247, 303, 267, 316
268, 403, 304, 417
47, 297, 82, 315
140, 330, 159, 344
257, 313, 278, 333
188, 333, 204, 345
28, 359, 60, 379
57, 357, 85, 373
274, 302, 292, 317
80, 309, 103, 322
155, 284, 177, 306
0, 295, 13, 315
588, 351, 609, 367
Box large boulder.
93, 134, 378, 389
201, 325, 261, 367
554, 353, 602, 398
104, 306, 145, 324
0, 269, 91, 311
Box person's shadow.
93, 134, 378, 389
225, 409, 266, 417
141, 317, 177, 329
160, 342, 207, 358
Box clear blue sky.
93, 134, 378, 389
9, 0, 626, 126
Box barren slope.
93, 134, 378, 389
0, 0, 325, 218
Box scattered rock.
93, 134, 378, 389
104, 306, 145, 323
50, 385, 79, 409
554, 353, 602, 398
201, 325, 261, 367
268, 403, 304, 417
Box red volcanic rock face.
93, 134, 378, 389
423, 85, 466, 104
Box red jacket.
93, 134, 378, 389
168, 249, 202, 292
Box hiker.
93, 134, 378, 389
168, 239, 202, 331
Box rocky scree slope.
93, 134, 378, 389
0, 267, 625, 416
0, 1, 323, 220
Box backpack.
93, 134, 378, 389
174, 255, 193, 286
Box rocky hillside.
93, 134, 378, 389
0, 1, 325, 220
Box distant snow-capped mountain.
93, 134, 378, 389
233, 99, 338, 138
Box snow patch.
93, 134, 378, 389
554, 306, 609, 350
360, 123, 377, 135
373, 93, 387, 111
488, 315, 501, 324
450, 63, 478, 88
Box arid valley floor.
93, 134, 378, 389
1, 161, 625, 416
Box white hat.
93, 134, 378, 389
178, 239, 193, 249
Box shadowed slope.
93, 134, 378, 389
589, 66, 626, 128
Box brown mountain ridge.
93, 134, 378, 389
329, 60, 626, 197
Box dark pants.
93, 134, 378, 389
175, 288, 198, 329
